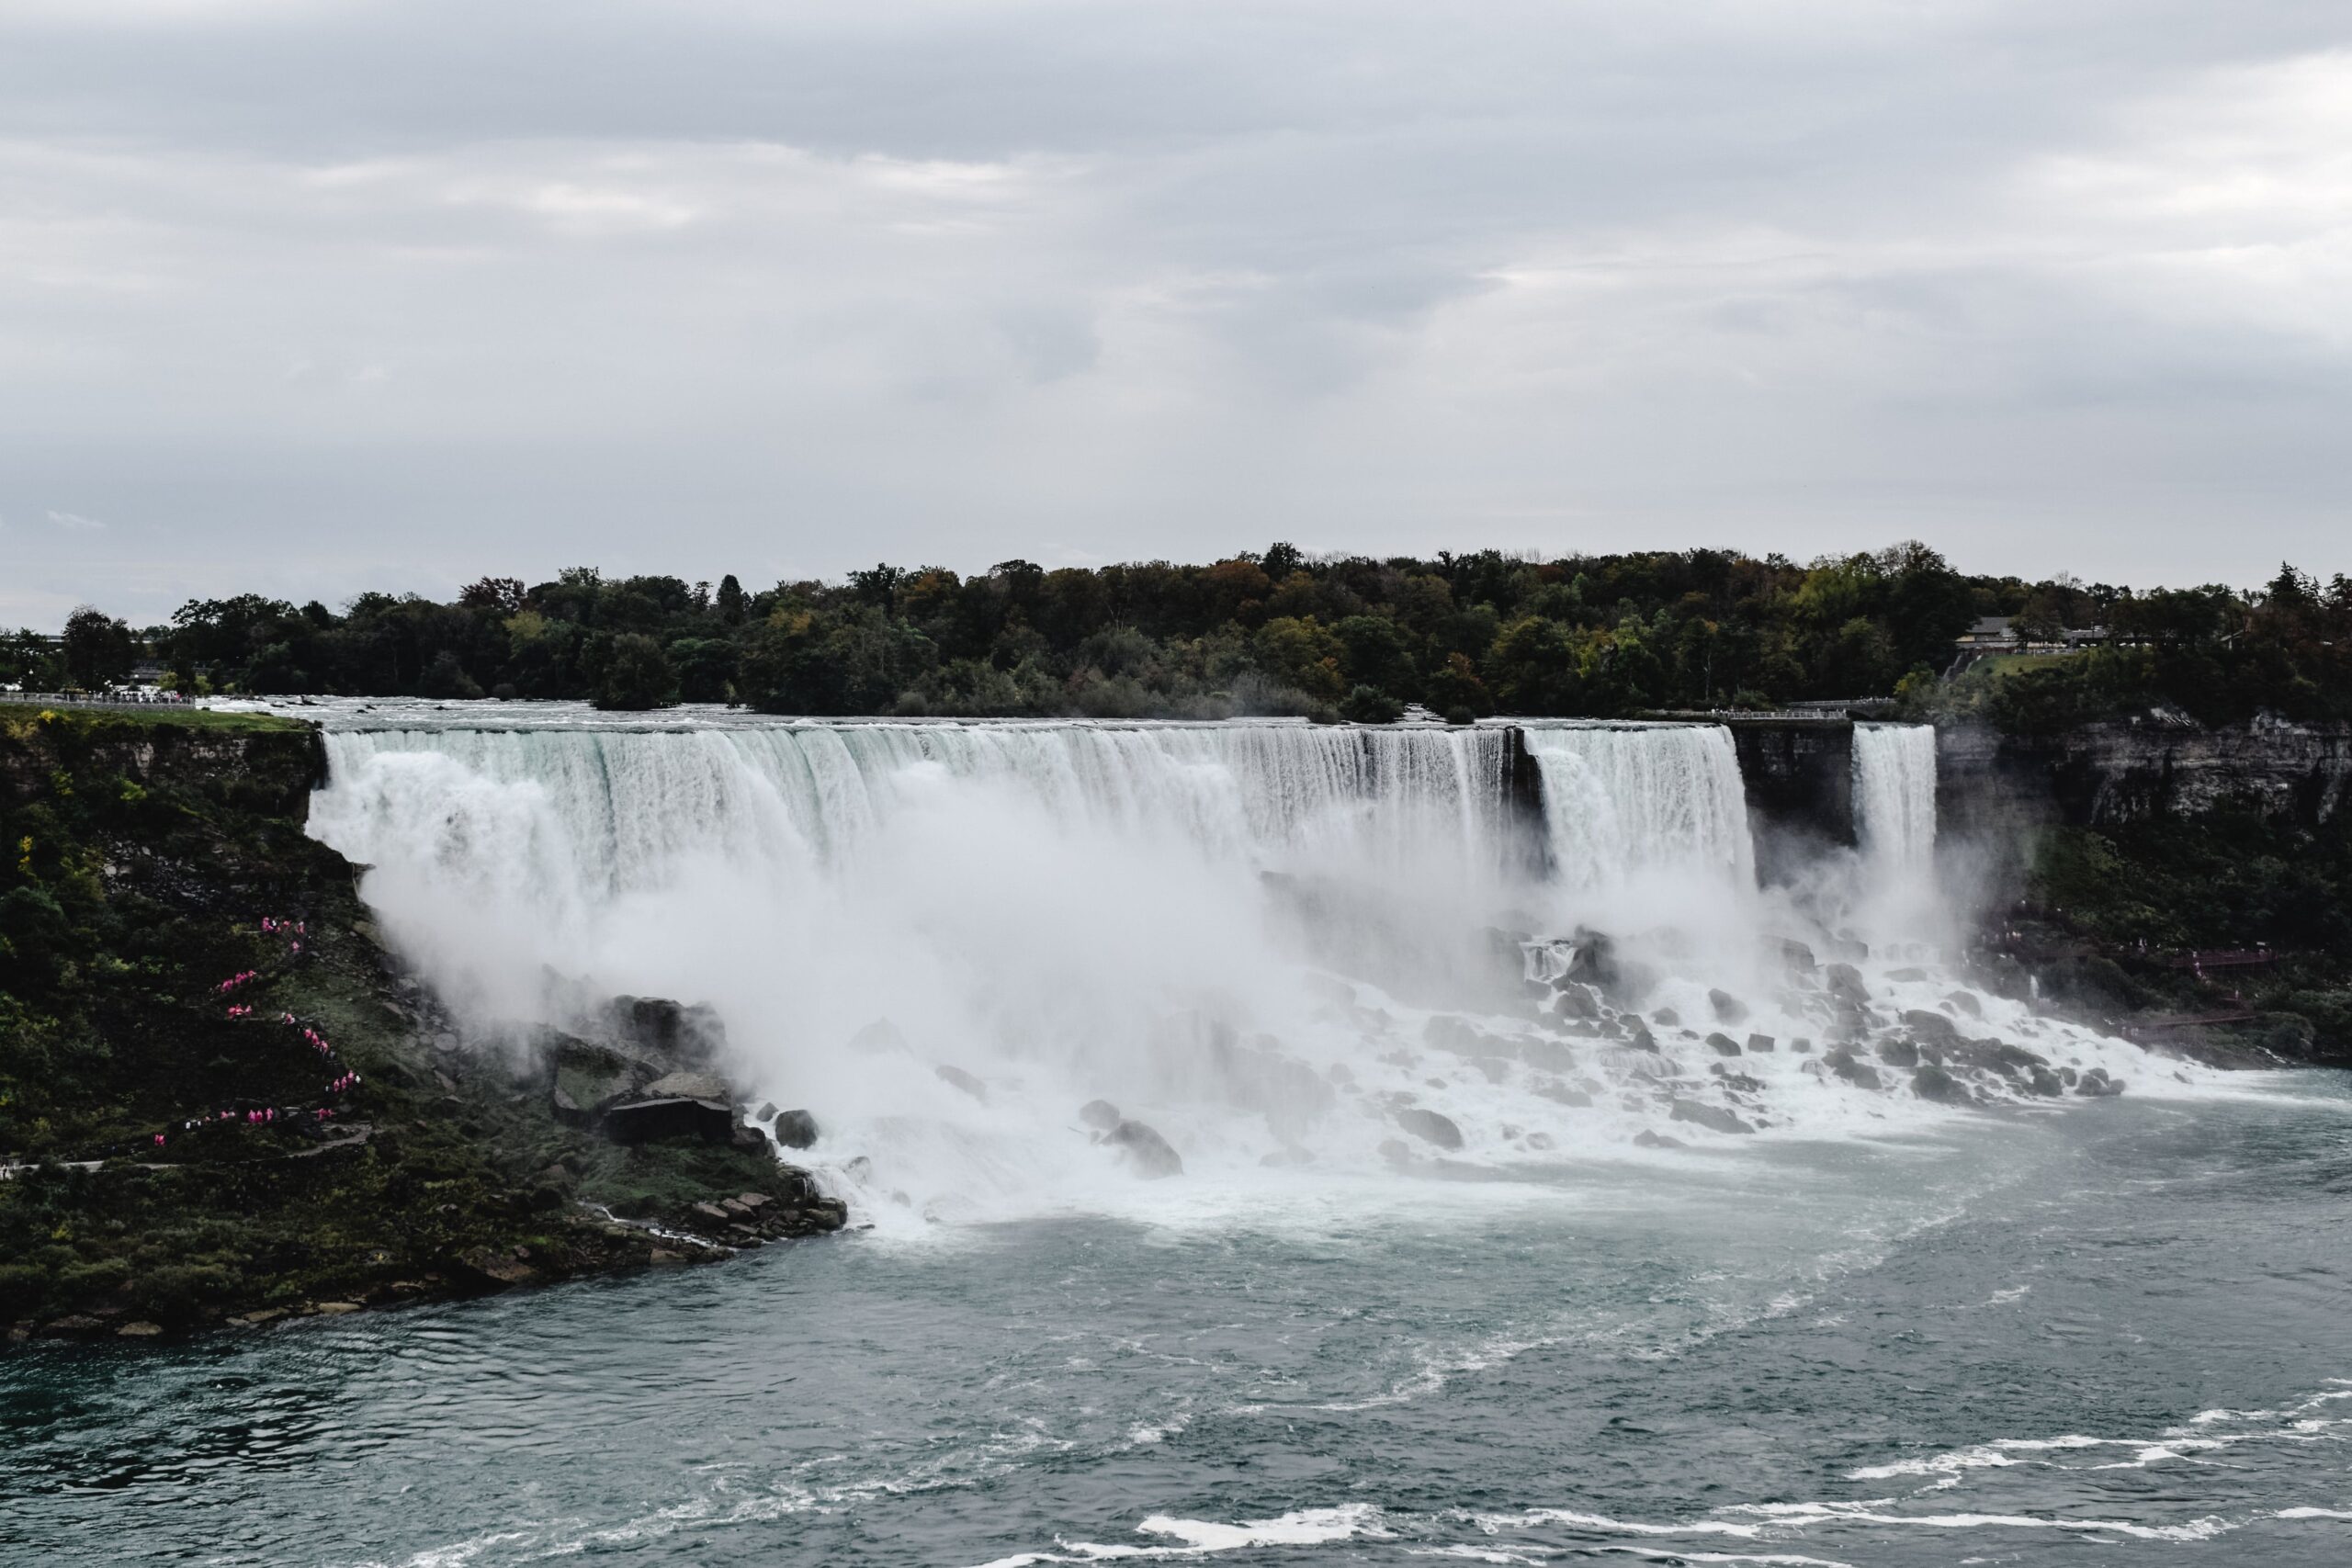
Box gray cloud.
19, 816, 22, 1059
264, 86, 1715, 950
3, 1, 2348, 624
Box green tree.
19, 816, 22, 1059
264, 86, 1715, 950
595, 634, 676, 710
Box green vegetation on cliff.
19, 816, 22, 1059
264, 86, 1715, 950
0, 705, 838, 1341
2023, 808, 2352, 1061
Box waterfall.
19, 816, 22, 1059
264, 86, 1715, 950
1851, 724, 1939, 874
300, 707, 2195, 1215
1519, 723, 1755, 892
313, 721, 1528, 895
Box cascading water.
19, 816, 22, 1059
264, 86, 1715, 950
303, 705, 2210, 1224
1520, 723, 1755, 893
1852, 723, 1939, 875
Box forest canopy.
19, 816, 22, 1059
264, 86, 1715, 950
10, 546, 2348, 729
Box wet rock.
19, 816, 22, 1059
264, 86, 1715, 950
1945, 1039, 2051, 1079
1901, 1010, 1962, 1045
1652, 1007, 1681, 1028
1525, 1131, 1556, 1151
1887, 965, 1931, 983
771, 1109, 820, 1148
2075, 1068, 2126, 1098
2027, 1066, 2064, 1098
1552, 986, 1600, 1021
1633, 1130, 1685, 1149
2059, 1066, 2079, 1087
1106, 1119, 1183, 1178
1260, 1146, 1315, 1168
1626, 1023, 1659, 1053
754, 1101, 780, 1123
1767, 937, 1817, 972
729, 1122, 769, 1154
1669, 1098, 1755, 1134
1533, 1080, 1594, 1108
1562, 929, 1620, 989
1708, 989, 1750, 1025
1911, 1064, 1971, 1104
607, 996, 729, 1066
1789, 1037, 1814, 1054
1079, 1099, 1123, 1133
1824, 1049, 1883, 1089
117, 1321, 164, 1338
1877, 1039, 1920, 1069
933, 1064, 988, 1102
1703, 1032, 1743, 1057
1823, 963, 1869, 1004
545, 1039, 644, 1127
1946, 991, 1983, 1019
1378, 1138, 1413, 1165
1746, 1033, 1776, 1053
643, 1069, 731, 1103
1708, 1066, 1766, 1093
1396, 1108, 1465, 1151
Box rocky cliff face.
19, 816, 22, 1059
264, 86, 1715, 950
1713, 718, 1855, 886
1937, 718, 2352, 835
1, 705, 842, 1347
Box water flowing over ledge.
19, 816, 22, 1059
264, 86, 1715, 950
303, 710, 2211, 1225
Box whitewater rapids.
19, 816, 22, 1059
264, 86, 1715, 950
300, 705, 2221, 1225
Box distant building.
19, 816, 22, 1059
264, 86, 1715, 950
1957, 616, 2019, 649
1950, 615, 2115, 675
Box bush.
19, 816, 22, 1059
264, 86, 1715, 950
1340, 685, 1404, 724
595, 634, 676, 711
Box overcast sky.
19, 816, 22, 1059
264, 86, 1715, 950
3, 1, 2347, 626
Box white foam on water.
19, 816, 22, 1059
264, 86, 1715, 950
968, 1504, 1391, 1566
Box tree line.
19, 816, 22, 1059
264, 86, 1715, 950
7, 544, 2347, 728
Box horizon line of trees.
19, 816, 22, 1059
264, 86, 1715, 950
6, 543, 2347, 728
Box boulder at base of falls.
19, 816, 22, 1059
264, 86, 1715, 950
1877, 1039, 1921, 1069
1533, 1079, 1594, 1108
1901, 1010, 1962, 1045
1911, 1064, 1973, 1105
1946, 991, 1983, 1019
934, 1064, 988, 1102
1106, 1120, 1183, 1178
544, 1037, 646, 1128
1079, 1099, 1123, 1133
606, 996, 728, 1066
1395, 1108, 1465, 1151
754, 1101, 779, 1123
1668, 1098, 1755, 1134
1823, 963, 1869, 1004
1708, 988, 1750, 1025
1551, 986, 1600, 1021
2027, 1066, 2064, 1098
1653, 1008, 1681, 1027
1823, 1049, 1883, 1090
1633, 1130, 1686, 1149
1703, 1032, 1743, 1057
772, 1109, 820, 1148
1746, 1033, 1776, 1053
642, 1069, 731, 1104
2075, 1067, 2126, 1098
